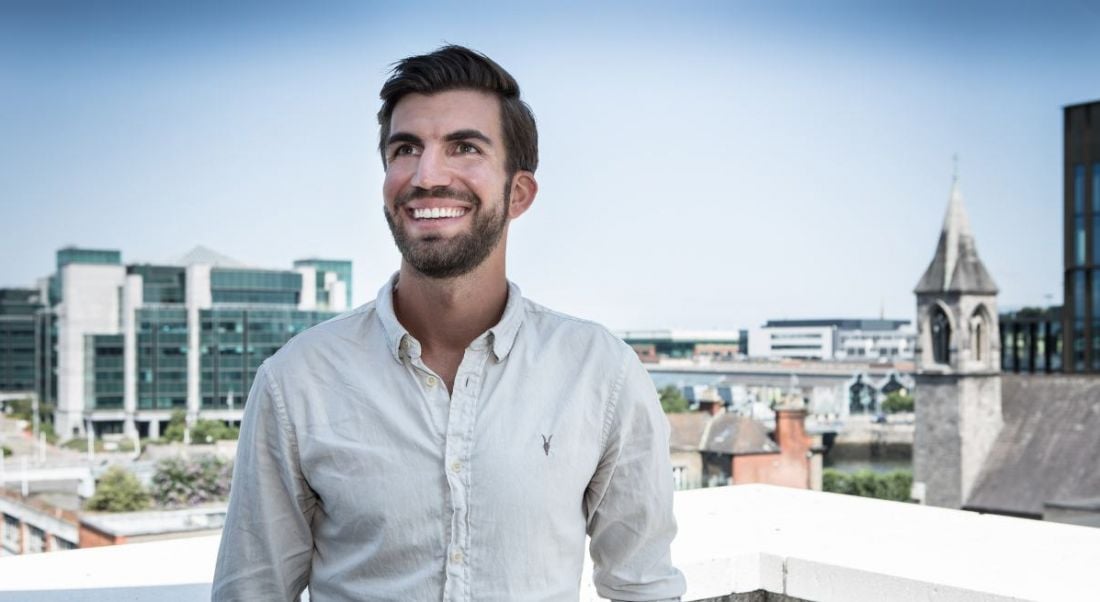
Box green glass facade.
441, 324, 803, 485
0, 289, 43, 392
211, 268, 301, 305
36, 312, 57, 403
129, 265, 186, 304
200, 308, 332, 409
56, 248, 121, 268
137, 308, 189, 410
86, 334, 124, 409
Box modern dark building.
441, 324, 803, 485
0, 247, 352, 440
1064, 100, 1100, 372
999, 306, 1063, 374
0, 289, 45, 395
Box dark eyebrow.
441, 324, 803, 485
386, 132, 422, 147
444, 129, 492, 145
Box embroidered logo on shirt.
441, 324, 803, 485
541, 434, 553, 456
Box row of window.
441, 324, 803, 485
211, 290, 300, 305
1072, 164, 1100, 266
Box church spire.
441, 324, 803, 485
914, 170, 998, 294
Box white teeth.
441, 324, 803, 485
413, 207, 467, 219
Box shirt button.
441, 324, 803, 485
451, 551, 463, 564
451, 460, 462, 472
425, 375, 437, 388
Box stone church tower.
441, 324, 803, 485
912, 177, 1002, 508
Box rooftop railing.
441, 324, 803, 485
0, 484, 1096, 601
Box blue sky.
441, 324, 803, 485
2, 1, 1097, 330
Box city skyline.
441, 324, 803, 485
3, 1, 1099, 330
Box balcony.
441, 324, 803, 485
0, 484, 1096, 601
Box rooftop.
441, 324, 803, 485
81, 505, 228, 538
0, 484, 1095, 601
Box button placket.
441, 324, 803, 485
441, 344, 493, 601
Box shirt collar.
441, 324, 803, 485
375, 273, 409, 363
374, 273, 526, 363
488, 280, 524, 361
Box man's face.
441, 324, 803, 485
382, 89, 513, 279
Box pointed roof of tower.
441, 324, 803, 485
914, 177, 998, 295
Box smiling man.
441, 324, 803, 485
213, 45, 686, 602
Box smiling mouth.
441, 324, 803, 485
410, 207, 469, 220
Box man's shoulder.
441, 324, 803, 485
519, 297, 632, 360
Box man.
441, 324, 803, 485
213, 45, 685, 602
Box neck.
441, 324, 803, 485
393, 254, 509, 353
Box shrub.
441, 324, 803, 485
659, 385, 690, 413
162, 410, 239, 443
151, 456, 233, 507
191, 420, 239, 443
84, 466, 151, 512
823, 468, 912, 502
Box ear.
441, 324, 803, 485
506, 171, 537, 220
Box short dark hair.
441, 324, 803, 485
377, 45, 538, 175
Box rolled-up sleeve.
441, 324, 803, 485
213, 362, 317, 601
586, 349, 686, 602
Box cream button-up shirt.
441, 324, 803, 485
213, 276, 685, 601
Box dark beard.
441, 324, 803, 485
384, 183, 510, 279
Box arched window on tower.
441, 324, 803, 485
931, 306, 951, 365
973, 320, 983, 362
970, 306, 990, 367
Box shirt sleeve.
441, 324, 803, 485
212, 362, 317, 602
586, 348, 687, 602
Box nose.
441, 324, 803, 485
410, 147, 451, 190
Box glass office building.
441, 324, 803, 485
2, 247, 351, 439
0, 289, 45, 394
1064, 100, 1100, 372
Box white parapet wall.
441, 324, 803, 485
0, 485, 1097, 601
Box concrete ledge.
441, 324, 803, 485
1, 485, 1097, 601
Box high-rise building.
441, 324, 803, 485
1063, 100, 1100, 372
0, 247, 352, 440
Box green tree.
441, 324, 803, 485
84, 466, 151, 512
881, 392, 915, 414
659, 385, 690, 413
